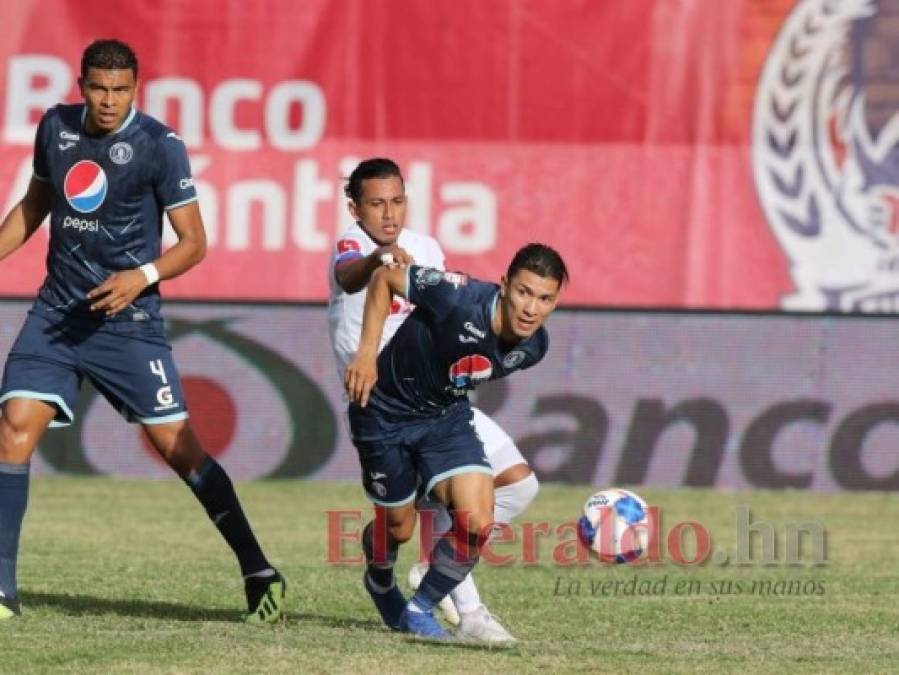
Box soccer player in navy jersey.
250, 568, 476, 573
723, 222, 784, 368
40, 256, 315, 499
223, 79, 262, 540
344, 243, 568, 639
0, 39, 283, 623
329, 158, 543, 642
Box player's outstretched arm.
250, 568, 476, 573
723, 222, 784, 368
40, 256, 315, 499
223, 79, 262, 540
345, 265, 408, 406
335, 243, 414, 294
87, 201, 207, 316
0, 178, 52, 264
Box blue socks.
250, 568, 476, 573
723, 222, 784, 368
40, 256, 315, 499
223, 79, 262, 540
411, 534, 479, 612
362, 520, 399, 590
0, 463, 29, 601
184, 456, 271, 578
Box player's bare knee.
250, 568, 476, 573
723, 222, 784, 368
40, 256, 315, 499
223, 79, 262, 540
494, 462, 533, 489
0, 415, 38, 461
388, 519, 416, 544
454, 509, 495, 542
144, 423, 205, 474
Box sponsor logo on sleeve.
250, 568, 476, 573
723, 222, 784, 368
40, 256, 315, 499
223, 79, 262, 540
415, 267, 445, 288
442, 271, 468, 287
337, 238, 361, 254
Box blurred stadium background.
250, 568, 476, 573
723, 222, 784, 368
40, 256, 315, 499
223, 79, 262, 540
2, 0, 899, 491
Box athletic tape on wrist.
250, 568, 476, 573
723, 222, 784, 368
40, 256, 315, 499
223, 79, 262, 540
139, 263, 160, 285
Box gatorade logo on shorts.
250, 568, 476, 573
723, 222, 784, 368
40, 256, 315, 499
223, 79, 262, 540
64, 160, 108, 213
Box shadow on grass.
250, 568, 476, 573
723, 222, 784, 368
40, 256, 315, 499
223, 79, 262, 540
292, 613, 520, 651
22, 593, 390, 631
18, 592, 512, 650
400, 635, 522, 652
21, 591, 239, 622
290, 612, 383, 631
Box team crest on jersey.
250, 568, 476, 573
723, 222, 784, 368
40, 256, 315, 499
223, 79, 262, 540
502, 350, 526, 369
109, 141, 133, 165
64, 160, 107, 213
448, 354, 493, 393
753, 0, 899, 312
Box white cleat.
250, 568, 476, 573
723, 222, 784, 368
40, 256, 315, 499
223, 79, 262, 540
407, 562, 461, 626
456, 604, 517, 645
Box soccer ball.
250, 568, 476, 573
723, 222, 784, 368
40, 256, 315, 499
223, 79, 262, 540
577, 487, 649, 563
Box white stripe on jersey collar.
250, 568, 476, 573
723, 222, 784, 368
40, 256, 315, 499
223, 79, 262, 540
80, 105, 137, 134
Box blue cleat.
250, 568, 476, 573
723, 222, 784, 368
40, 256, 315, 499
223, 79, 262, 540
399, 604, 449, 639
363, 573, 407, 630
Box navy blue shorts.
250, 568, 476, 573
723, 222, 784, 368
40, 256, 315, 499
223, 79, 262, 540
0, 310, 188, 427
348, 402, 493, 507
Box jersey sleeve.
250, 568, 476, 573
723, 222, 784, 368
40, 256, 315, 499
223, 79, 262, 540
521, 327, 550, 369
405, 265, 476, 319
154, 131, 198, 210
32, 112, 51, 181
333, 234, 365, 268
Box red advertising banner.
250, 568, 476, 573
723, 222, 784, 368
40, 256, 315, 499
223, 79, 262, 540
1, 0, 896, 311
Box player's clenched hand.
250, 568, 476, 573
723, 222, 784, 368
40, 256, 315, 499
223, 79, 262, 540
377, 245, 414, 268
86, 269, 149, 317
345, 353, 378, 407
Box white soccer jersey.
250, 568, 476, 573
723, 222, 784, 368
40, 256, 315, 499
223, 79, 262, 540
327, 222, 445, 381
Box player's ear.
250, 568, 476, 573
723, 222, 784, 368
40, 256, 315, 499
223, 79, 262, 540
500, 275, 508, 297
347, 199, 359, 221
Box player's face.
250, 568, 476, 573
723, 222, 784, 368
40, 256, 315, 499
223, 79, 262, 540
348, 176, 407, 246
499, 269, 562, 340
79, 67, 137, 135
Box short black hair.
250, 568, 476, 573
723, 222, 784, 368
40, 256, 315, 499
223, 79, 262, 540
506, 243, 570, 286
81, 39, 138, 79
344, 158, 403, 202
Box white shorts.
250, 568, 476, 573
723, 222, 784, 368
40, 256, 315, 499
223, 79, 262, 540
471, 407, 527, 477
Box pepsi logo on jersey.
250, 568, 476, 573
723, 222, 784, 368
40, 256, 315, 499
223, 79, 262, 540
448, 354, 493, 393
64, 160, 107, 213
62, 216, 99, 232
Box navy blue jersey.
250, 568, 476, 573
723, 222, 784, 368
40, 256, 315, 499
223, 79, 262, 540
31, 103, 198, 324
365, 266, 549, 418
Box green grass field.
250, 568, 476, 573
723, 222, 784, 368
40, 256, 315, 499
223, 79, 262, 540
2, 478, 897, 673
